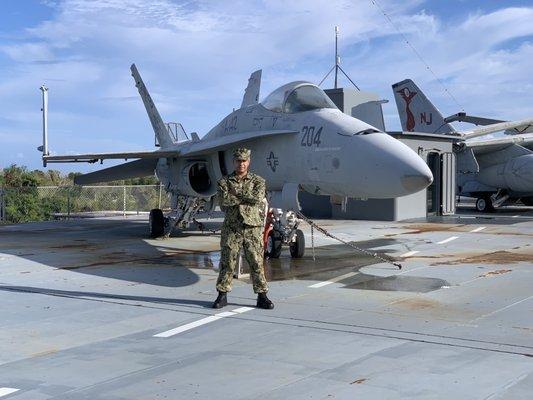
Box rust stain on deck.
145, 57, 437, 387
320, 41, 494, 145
478, 269, 512, 277
432, 250, 533, 266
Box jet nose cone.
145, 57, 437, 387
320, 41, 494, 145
401, 167, 433, 192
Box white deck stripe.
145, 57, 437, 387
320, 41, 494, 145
399, 250, 419, 258
437, 236, 459, 244
232, 306, 255, 314
473, 295, 533, 322
470, 226, 486, 233
308, 271, 358, 288
154, 307, 253, 338
0, 388, 19, 397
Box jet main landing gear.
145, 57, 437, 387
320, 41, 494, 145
475, 196, 494, 213
149, 208, 165, 238
149, 195, 212, 238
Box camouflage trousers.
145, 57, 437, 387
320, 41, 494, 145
216, 223, 268, 294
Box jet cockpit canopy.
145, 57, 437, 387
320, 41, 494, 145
261, 81, 338, 113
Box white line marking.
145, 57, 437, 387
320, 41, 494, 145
308, 271, 358, 288
473, 295, 533, 322
437, 236, 459, 244
397, 265, 431, 275
154, 307, 253, 338
232, 306, 255, 314
459, 276, 484, 286
399, 250, 419, 258
469, 226, 486, 233
0, 388, 19, 397
512, 215, 519, 218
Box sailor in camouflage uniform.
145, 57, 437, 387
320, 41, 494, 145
213, 147, 274, 310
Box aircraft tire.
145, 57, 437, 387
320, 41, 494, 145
521, 197, 533, 206
476, 197, 494, 213
149, 208, 165, 238
265, 231, 282, 259
290, 229, 305, 258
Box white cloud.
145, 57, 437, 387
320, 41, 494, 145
0, 1, 532, 171
1, 42, 54, 62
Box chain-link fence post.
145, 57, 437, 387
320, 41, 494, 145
0, 187, 5, 223
123, 185, 126, 217
67, 187, 71, 219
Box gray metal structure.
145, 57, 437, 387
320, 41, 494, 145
392, 79, 533, 212
40, 65, 436, 248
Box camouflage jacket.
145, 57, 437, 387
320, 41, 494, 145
217, 172, 266, 227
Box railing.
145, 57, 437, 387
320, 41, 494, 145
0, 185, 171, 224
155, 122, 190, 146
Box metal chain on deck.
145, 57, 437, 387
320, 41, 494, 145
296, 211, 402, 269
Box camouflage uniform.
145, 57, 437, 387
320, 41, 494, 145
216, 155, 268, 294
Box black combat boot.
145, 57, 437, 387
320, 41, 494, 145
256, 292, 274, 309
212, 291, 227, 309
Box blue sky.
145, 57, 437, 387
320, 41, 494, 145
1, 0, 532, 173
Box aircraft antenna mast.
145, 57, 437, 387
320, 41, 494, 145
334, 26, 339, 89
318, 26, 360, 90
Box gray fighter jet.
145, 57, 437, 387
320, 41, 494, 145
392, 78, 533, 212
41, 65, 435, 255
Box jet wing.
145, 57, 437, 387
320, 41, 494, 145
459, 118, 533, 140
179, 129, 298, 157
74, 158, 158, 184
463, 133, 533, 168
43, 150, 178, 164
465, 133, 533, 154
444, 112, 505, 126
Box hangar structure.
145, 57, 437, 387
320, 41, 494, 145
300, 87, 458, 221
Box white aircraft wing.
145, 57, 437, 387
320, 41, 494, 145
74, 159, 158, 185
43, 150, 178, 163
179, 129, 298, 157
465, 133, 533, 154
459, 118, 533, 140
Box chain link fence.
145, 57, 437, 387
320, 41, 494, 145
0, 185, 171, 224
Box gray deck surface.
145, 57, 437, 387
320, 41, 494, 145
0, 206, 532, 399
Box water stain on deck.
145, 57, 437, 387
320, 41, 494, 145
345, 275, 448, 293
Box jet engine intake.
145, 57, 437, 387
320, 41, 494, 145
177, 161, 216, 197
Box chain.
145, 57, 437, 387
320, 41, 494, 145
296, 211, 402, 269
311, 224, 316, 261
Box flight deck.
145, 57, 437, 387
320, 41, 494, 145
0, 208, 532, 399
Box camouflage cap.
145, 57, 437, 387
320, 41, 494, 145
233, 147, 251, 160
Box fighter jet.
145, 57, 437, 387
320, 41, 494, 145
41, 65, 435, 256
392, 78, 533, 212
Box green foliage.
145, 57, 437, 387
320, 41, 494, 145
1, 164, 162, 224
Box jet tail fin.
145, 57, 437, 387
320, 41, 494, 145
130, 64, 174, 148
241, 70, 262, 108
392, 79, 456, 134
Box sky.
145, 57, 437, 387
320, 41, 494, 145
1, 0, 532, 173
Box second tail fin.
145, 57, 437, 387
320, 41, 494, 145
392, 79, 455, 134
131, 64, 174, 148
241, 70, 262, 108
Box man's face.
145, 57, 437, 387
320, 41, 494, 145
233, 158, 250, 175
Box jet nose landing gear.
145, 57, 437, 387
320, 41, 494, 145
263, 209, 305, 259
